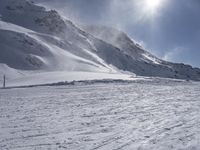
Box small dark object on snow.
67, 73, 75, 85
3, 75, 6, 88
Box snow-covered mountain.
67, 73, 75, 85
82, 25, 200, 80
0, 0, 200, 86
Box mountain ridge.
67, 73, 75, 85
0, 0, 200, 85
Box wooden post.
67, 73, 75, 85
3, 75, 5, 88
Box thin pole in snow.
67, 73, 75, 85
3, 75, 5, 88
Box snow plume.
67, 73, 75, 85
81, 25, 128, 47
32, 0, 159, 28
163, 47, 197, 67
131, 38, 146, 49
32, 0, 78, 22
163, 47, 185, 62
31, 0, 167, 47
32, 0, 111, 25
162, 47, 192, 65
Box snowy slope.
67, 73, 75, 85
0, 0, 120, 83
0, 0, 200, 86
0, 64, 25, 81
0, 1, 113, 71
82, 25, 200, 80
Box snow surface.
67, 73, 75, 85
6, 71, 134, 87
1, 81, 200, 150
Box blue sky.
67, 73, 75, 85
37, 0, 200, 67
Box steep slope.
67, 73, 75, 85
0, 0, 116, 73
82, 25, 200, 80
0, 0, 200, 84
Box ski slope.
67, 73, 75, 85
1, 80, 200, 150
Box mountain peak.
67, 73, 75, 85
0, 0, 200, 83
0, 0, 67, 35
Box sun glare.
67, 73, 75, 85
138, 0, 165, 18
145, 0, 161, 12
130, 0, 166, 21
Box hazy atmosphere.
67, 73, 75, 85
1, 0, 200, 149
35, 0, 200, 67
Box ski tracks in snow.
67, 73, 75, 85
0, 82, 200, 150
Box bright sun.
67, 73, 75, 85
145, 0, 161, 11
134, 0, 165, 20
147, 0, 160, 8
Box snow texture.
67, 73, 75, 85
0, 80, 200, 150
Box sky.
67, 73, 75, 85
35, 0, 200, 68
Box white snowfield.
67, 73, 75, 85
6, 71, 135, 87
1, 80, 200, 150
